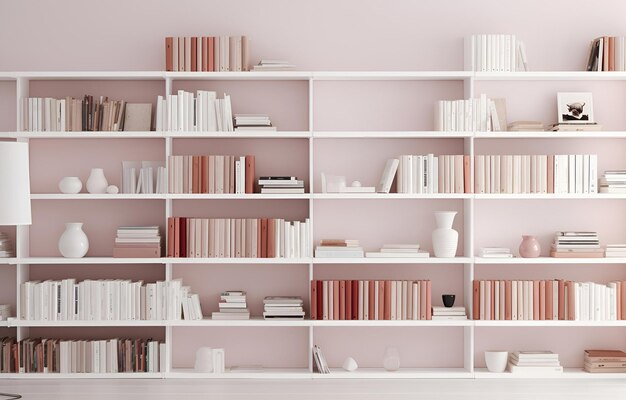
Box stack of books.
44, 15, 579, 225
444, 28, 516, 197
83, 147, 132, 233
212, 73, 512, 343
252, 60, 296, 71
314, 239, 364, 258
263, 297, 305, 320
312, 345, 330, 374
605, 244, 626, 258
112, 226, 161, 258
478, 247, 513, 258
366, 244, 429, 258
432, 306, 467, 320
551, 231, 603, 258
584, 350, 626, 373
465, 34, 527, 72
258, 176, 305, 194
551, 123, 602, 132
212, 291, 250, 320
508, 351, 563, 374
0, 232, 14, 258
165, 36, 249, 72
234, 114, 276, 131
507, 121, 545, 132
600, 171, 626, 193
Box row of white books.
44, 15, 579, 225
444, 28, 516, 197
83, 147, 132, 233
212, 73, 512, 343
600, 171, 626, 194
19, 279, 203, 321
474, 154, 598, 194
396, 154, 471, 194
167, 155, 254, 194
0, 232, 14, 258
155, 90, 233, 132
434, 96, 506, 132
465, 34, 528, 72
121, 161, 167, 194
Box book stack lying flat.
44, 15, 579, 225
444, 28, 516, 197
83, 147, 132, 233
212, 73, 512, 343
234, 114, 276, 131
508, 351, 563, 374
315, 240, 364, 258
212, 291, 250, 320
507, 121, 545, 132
551, 231, 603, 258
0, 232, 14, 258
600, 171, 626, 194
432, 306, 467, 320
551, 123, 602, 132
605, 245, 626, 258
113, 226, 161, 258
478, 247, 512, 258
584, 350, 626, 373
263, 297, 305, 320
252, 60, 296, 71
258, 176, 305, 194
312, 345, 330, 374
366, 244, 429, 258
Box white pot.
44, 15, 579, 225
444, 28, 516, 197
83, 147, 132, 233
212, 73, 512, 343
432, 211, 459, 258
194, 347, 213, 373
58, 223, 89, 258
58, 177, 82, 194
485, 351, 508, 373
382, 346, 400, 372
86, 168, 108, 194
342, 357, 358, 372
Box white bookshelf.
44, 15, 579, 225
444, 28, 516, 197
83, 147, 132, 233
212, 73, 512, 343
474, 368, 626, 379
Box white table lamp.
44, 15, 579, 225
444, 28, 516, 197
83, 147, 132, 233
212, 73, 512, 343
0, 142, 32, 225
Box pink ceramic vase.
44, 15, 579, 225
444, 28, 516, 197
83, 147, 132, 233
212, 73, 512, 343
519, 235, 541, 258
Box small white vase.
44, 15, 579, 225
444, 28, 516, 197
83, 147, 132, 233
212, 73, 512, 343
58, 177, 82, 194
194, 347, 213, 373
432, 211, 459, 258
86, 168, 108, 194
58, 223, 89, 258
383, 346, 400, 372
485, 351, 508, 373
342, 357, 358, 372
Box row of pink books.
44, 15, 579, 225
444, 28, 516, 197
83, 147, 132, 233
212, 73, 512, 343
165, 36, 249, 72
310, 280, 432, 320
395, 154, 471, 194
474, 154, 598, 194
473, 279, 626, 321
166, 217, 311, 258
155, 90, 233, 132
167, 155, 255, 194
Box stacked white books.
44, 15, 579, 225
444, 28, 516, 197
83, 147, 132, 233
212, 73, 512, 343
551, 231, 603, 258
551, 123, 602, 132
312, 345, 330, 374
605, 245, 626, 258
432, 306, 467, 320
263, 296, 305, 320
258, 176, 305, 194
508, 351, 563, 374
0, 304, 10, 320
234, 114, 276, 131
212, 291, 250, 320
366, 244, 429, 258
507, 121, 545, 132
252, 60, 296, 71
122, 161, 167, 194
155, 90, 233, 132
478, 247, 513, 258
113, 226, 161, 258
0, 232, 14, 258
600, 171, 626, 194
314, 239, 364, 258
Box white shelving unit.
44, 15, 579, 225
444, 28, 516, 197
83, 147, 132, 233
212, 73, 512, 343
0, 69, 624, 380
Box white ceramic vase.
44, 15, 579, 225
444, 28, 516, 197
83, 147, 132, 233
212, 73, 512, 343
342, 357, 358, 372
484, 351, 508, 373
58, 223, 89, 258
58, 177, 82, 194
382, 346, 400, 372
194, 347, 214, 373
86, 168, 108, 194
432, 211, 459, 258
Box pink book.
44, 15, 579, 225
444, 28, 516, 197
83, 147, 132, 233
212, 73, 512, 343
426, 280, 432, 320
352, 280, 358, 320
333, 281, 340, 321
539, 280, 546, 320
618, 281, 623, 321
378, 281, 385, 321
368, 281, 375, 320
310, 281, 317, 320
420, 281, 427, 320
505, 280, 512, 320
167, 217, 175, 257
473, 280, 480, 320
113, 247, 160, 258
533, 280, 540, 320
547, 155, 554, 193
558, 280, 565, 320
346, 280, 352, 321
491, 280, 496, 320
339, 280, 346, 320
566, 281, 575, 321
621, 281, 626, 320
545, 280, 553, 320
384, 281, 391, 320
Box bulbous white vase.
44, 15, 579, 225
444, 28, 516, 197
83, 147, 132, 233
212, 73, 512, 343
432, 211, 458, 258
58, 177, 82, 194
86, 168, 108, 194
58, 223, 89, 258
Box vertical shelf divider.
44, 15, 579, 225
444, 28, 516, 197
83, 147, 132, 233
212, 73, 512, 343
164, 76, 174, 374
307, 75, 315, 373
463, 74, 475, 374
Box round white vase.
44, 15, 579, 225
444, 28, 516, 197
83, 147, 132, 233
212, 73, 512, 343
194, 347, 214, 373
58, 177, 82, 194
484, 351, 508, 373
432, 211, 459, 258
58, 223, 89, 258
86, 168, 108, 194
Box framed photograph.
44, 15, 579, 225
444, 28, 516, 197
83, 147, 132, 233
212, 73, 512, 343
557, 92, 594, 124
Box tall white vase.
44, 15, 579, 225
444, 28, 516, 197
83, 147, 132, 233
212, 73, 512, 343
432, 211, 458, 258
86, 168, 108, 194
58, 223, 89, 258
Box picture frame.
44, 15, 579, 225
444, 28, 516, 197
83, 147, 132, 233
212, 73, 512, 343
557, 92, 594, 124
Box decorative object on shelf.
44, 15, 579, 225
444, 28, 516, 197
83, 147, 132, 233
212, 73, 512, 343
194, 347, 214, 373
86, 168, 109, 194
0, 142, 32, 226
58, 222, 89, 258
123, 103, 152, 131
557, 92, 594, 124
0, 304, 10, 320
518, 235, 541, 258
484, 351, 508, 373
212, 348, 225, 374
321, 173, 347, 193
106, 185, 119, 194
383, 346, 401, 372
432, 211, 458, 258
58, 177, 83, 194
342, 357, 358, 372
442, 294, 456, 308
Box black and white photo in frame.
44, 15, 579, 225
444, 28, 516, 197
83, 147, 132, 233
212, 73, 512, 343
557, 92, 594, 124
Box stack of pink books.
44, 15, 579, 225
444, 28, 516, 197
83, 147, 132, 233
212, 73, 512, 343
113, 226, 161, 258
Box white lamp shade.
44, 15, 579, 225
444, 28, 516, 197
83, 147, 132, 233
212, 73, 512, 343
0, 142, 32, 225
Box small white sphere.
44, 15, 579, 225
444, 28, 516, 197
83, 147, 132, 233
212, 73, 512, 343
106, 185, 119, 194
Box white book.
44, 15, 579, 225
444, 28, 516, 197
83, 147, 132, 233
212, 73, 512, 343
480, 280, 485, 320
568, 155, 576, 194
589, 154, 598, 193
377, 158, 399, 193
575, 154, 583, 194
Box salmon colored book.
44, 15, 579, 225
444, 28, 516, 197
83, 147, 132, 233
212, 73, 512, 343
208, 37, 215, 72
490, 280, 495, 320
345, 280, 352, 321
200, 156, 208, 193
180, 217, 187, 257
378, 281, 384, 320
316, 281, 323, 320
558, 280, 565, 320
192, 156, 200, 193
384, 280, 391, 320
547, 155, 554, 193
420, 281, 427, 320
245, 155, 255, 194
545, 280, 554, 320
333, 281, 340, 320
609, 36, 615, 71
539, 280, 546, 320
566, 281, 575, 320
368, 281, 375, 320
604, 36, 610, 71
191, 37, 197, 72
533, 280, 540, 320
259, 218, 267, 258
619, 281, 625, 320
463, 155, 472, 193
473, 280, 480, 320
310, 281, 317, 320
201, 37, 208, 72
339, 280, 346, 320
165, 37, 173, 71
167, 217, 175, 257
505, 280, 512, 320
267, 219, 275, 258
426, 281, 432, 320
351, 280, 358, 320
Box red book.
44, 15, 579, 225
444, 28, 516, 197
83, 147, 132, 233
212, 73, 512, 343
378, 281, 384, 320
316, 281, 323, 320
310, 281, 317, 320
180, 217, 187, 258
490, 280, 495, 320
245, 155, 255, 194
339, 281, 346, 320
260, 219, 268, 258
384, 280, 391, 320
566, 281, 575, 321
192, 156, 200, 194
426, 281, 432, 320
547, 155, 554, 194
533, 280, 540, 320
333, 281, 339, 320
351, 280, 358, 320
368, 281, 375, 320
345, 280, 352, 322
267, 219, 275, 258
191, 37, 197, 72
463, 155, 472, 193
200, 156, 208, 193
539, 280, 546, 320
546, 280, 554, 320
174, 217, 180, 257
208, 37, 215, 72
165, 37, 173, 71
473, 280, 480, 320
167, 217, 175, 257
558, 280, 565, 320
201, 37, 208, 72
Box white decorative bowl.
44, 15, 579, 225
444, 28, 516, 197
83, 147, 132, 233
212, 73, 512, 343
485, 351, 508, 373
